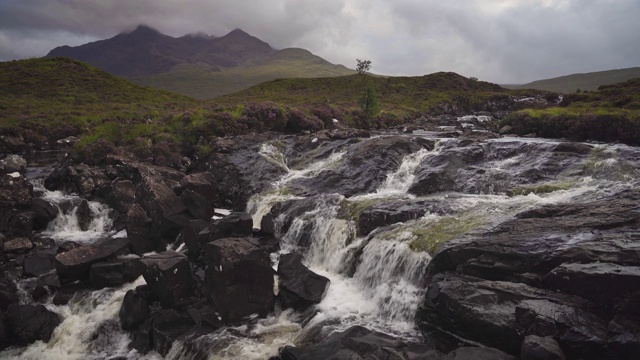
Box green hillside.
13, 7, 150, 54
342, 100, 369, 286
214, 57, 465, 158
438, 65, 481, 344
502, 78, 640, 145
0, 57, 196, 148
215, 71, 542, 114
506, 67, 640, 93
133, 48, 354, 99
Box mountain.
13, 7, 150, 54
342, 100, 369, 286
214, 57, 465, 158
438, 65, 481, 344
46, 25, 354, 98
504, 67, 640, 93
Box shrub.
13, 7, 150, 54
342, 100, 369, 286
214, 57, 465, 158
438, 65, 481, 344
240, 102, 287, 132
285, 109, 324, 133
84, 138, 116, 165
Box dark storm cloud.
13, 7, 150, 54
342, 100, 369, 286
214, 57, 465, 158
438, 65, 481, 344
0, 0, 638, 83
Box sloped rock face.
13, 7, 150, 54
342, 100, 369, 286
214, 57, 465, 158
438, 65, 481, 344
287, 136, 434, 197
204, 237, 275, 323
6, 304, 61, 346
95, 179, 135, 214
126, 203, 153, 255
119, 290, 150, 331
419, 188, 640, 359
277, 253, 329, 311
136, 176, 189, 244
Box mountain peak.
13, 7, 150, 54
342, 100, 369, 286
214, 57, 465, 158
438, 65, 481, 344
125, 24, 163, 36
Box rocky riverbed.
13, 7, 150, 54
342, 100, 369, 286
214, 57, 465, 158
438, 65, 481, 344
0, 118, 639, 359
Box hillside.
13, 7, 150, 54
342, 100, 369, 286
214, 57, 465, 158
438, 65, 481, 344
502, 77, 640, 145
505, 67, 640, 93
46, 25, 354, 98
0, 57, 195, 148
134, 48, 354, 99
215, 71, 546, 114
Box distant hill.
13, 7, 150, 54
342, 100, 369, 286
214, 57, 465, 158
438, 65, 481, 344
47, 25, 354, 99
215, 71, 545, 114
0, 57, 194, 144
505, 67, 640, 93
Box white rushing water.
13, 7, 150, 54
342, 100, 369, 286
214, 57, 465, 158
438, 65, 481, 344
32, 179, 115, 243
9, 134, 640, 360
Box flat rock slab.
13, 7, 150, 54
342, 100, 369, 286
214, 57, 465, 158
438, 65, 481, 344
55, 237, 130, 281
545, 262, 640, 308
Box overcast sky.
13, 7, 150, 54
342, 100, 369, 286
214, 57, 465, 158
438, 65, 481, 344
1, 0, 639, 84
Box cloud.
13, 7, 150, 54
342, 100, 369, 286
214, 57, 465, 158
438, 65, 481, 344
0, 0, 638, 83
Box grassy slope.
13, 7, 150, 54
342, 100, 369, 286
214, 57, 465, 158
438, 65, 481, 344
133, 48, 355, 99
502, 78, 640, 145
214, 71, 541, 115
0, 57, 196, 143
505, 67, 640, 93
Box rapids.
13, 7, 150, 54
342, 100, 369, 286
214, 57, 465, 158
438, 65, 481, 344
4, 131, 640, 359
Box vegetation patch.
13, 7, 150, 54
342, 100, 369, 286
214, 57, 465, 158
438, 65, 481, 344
409, 215, 484, 253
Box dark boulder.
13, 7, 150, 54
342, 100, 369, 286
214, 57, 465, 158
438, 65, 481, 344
119, 289, 150, 331
180, 219, 211, 261
280, 325, 442, 360
0, 154, 27, 174
0, 313, 7, 350
607, 315, 640, 359
23, 250, 56, 277
151, 309, 194, 356
31, 198, 59, 230
54, 237, 130, 282
445, 347, 518, 360
6, 304, 61, 345
2, 237, 33, 254
277, 253, 329, 311
44, 163, 109, 195
0, 279, 19, 310
126, 203, 153, 255
95, 179, 136, 214
179, 172, 218, 204
76, 199, 92, 232
521, 335, 566, 360
205, 237, 275, 323
89, 262, 127, 288
419, 273, 609, 359
181, 189, 214, 220
57, 240, 81, 253
139, 251, 195, 308
544, 262, 640, 308
357, 200, 451, 236
135, 176, 189, 244
185, 212, 253, 259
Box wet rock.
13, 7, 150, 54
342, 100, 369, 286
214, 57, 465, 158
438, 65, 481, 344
419, 273, 609, 359
185, 300, 223, 329
32, 236, 56, 250
0, 279, 19, 310
55, 237, 130, 282
289, 136, 434, 197
119, 289, 150, 331
277, 253, 329, 311
544, 262, 640, 308
0, 313, 7, 350
126, 203, 153, 255
0, 154, 27, 174
23, 250, 56, 277
0, 135, 28, 154
205, 237, 275, 323
499, 125, 513, 135
136, 176, 189, 244
280, 325, 441, 360
76, 199, 92, 231
44, 163, 109, 195
181, 219, 211, 261
139, 251, 195, 308
179, 172, 218, 204
6, 304, 61, 345
205, 212, 252, 241
57, 240, 81, 253
38, 270, 61, 288
446, 347, 518, 360
2, 237, 33, 254
95, 179, 135, 213
90, 262, 127, 288
181, 189, 214, 220
607, 315, 640, 359
521, 335, 566, 360
357, 200, 451, 236
51, 284, 87, 305
151, 309, 194, 356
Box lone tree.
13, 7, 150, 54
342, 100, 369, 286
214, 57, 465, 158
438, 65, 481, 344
356, 59, 371, 74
